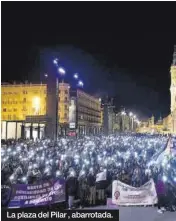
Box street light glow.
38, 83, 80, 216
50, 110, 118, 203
74, 73, 78, 79
121, 111, 126, 116
129, 112, 133, 117
53, 58, 58, 65
58, 67, 66, 75
78, 80, 84, 87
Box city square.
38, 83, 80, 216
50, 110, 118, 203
1, 2, 176, 221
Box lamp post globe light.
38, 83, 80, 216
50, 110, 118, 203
58, 67, 66, 76
74, 73, 79, 79
78, 80, 84, 87
45, 56, 84, 139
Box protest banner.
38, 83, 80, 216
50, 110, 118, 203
8, 179, 65, 208
112, 179, 158, 206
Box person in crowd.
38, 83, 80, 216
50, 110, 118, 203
66, 171, 78, 209
166, 182, 176, 212
96, 167, 106, 205
78, 170, 88, 208
156, 174, 167, 214
87, 168, 96, 206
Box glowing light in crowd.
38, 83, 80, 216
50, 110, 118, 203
162, 175, 167, 182
56, 170, 61, 177
22, 177, 27, 182
2, 133, 175, 188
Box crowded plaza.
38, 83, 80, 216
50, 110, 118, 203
1, 133, 176, 213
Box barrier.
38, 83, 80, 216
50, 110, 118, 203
112, 179, 158, 206
7, 179, 65, 208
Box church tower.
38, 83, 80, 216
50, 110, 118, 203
170, 45, 176, 133
170, 45, 176, 113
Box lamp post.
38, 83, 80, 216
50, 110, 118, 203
45, 58, 66, 140
121, 111, 126, 132
129, 112, 134, 131
45, 56, 84, 139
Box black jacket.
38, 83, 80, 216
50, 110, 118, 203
87, 174, 96, 187
66, 176, 78, 196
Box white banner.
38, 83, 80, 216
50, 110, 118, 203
112, 179, 158, 206
96, 171, 107, 182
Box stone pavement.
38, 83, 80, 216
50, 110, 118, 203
85, 205, 176, 221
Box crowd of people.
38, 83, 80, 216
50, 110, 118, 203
1, 133, 176, 212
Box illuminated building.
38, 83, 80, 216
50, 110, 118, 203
1, 82, 70, 139
1, 82, 102, 139
137, 46, 176, 134
69, 89, 102, 135
170, 45, 176, 133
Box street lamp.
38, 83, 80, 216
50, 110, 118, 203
58, 67, 66, 76
78, 80, 84, 87
53, 58, 59, 66
74, 73, 79, 79
129, 112, 133, 117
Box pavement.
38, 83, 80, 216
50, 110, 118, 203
85, 205, 176, 221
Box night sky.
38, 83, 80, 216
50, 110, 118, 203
2, 2, 176, 120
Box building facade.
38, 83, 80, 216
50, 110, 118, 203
1, 82, 70, 139
1, 82, 102, 139
69, 89, 102, 135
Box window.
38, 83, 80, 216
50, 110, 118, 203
23, 98, 26, 103
22, 106, 27, 111
8, 115, 11, 120
65, 97, 67, 102
14, 108, 17, 112
23, 90, 27, 94
65, 90, 68, 94
64, 113, 67, 118
13, 115, 16, 120
59, 90, 61, 93
65, 105, 67, 110
3, 108, 7, 112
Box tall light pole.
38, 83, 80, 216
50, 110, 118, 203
129, 112, 134, 131
45, 58, 66, 141
121, 110, 126, 132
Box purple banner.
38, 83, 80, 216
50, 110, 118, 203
8, 179, 65, 208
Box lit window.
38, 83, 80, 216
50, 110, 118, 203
32, 97, 40, 115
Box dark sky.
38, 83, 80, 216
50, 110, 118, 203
2, 2, 176, 120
